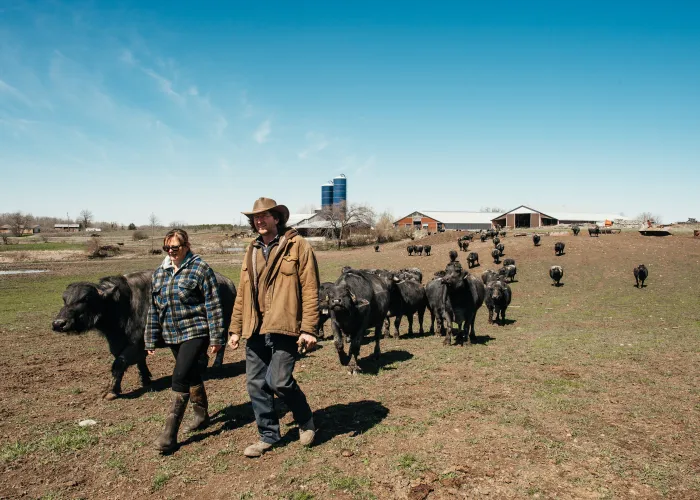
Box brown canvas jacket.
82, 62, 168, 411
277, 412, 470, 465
229, 229, 320, 339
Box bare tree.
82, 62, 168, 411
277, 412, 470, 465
79, 209, 94, 230
9, 211, 33, 237
149, 213, 160, 251
319, 202, 375, 249
480, 206, 505, 213
297, 204, 318, 214
169, 220, 187, 229
637, 212, 663, 225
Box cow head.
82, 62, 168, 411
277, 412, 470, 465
327, 283, 369, 314
52, 282, 109, 333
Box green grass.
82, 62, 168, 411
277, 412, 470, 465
41, 426, 98, 454
151, 471, 171, 492
0, 440, 35, 463
0, 242, 87, 252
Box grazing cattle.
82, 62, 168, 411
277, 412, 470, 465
446, 250, 463, 274
533, 234, 541, 246
317, 282, 335, 338
424, 245, 432, 256
480, 234, 488, 242
415, 245, 424, 256
549, 266, 564, 286
498, 264, 517, 283
555, 242, 565, 256
634, 264, 648, 288
467, 252, 480, 269
398, 267, 423, 283
491, 248, 501, 264
374, 244, 380, 252
500, 231, 507, 237
503, 258, 515, 267
425, 276, 451, 336
441, 269, 485, 345
588, 226, 600, 237
327, 270, 390, 374
493, 236, 500, 246
485, 279, 512, 325
497, 243, 505, 256
407, 245, 415, 256
52, 270, 236, 400
481, 269, 499, 284
389, 278, 427, 338
459, 240, 469, 252
572, 226, 580, 236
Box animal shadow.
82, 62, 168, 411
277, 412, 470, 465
204, 359, 246, 381
359, 349, 413, 374
497, 319, 516, 326
552, 283, 564, 287
312, 399, 390, 446
121, 375, 172, 399
469, 334, 496, 345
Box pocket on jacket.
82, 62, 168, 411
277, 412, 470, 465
152, 285, 165, 307
178, 278, 201, 305
280, 257, 298, 276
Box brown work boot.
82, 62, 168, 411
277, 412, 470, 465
154, 391, 189, 453
183, 384, 209, 433
243, 440, 274, 458
299, 418, 316, 447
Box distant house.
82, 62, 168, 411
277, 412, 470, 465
289, 212, 372, 237
54, 223, 80, 232
393, 211, 495, 231
0, 224, 40, 235
490, 205, 636, 229
85, 227, 102, 232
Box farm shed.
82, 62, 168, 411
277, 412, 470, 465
394, 211, 495, 231
54, 224, 80, 232
0, 224, 41, 234
491, 205, 635, 228
290, 212, 371, 237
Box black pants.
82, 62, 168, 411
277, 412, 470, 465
169, 337, 209, 393
246, 333, 313, 444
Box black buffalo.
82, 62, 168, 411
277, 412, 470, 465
52, 270, 236, 400
555, 242, 565, 256
633, 264, 648, 288
572, 226, 580, 236
440, 269, 485, 345
424, 245, 432, 256
588, 226, 600, 237
459, 240, 469, 252
374, 244, 380, 252
550, 266, 564, 286
485, 279, 512, 326
491, 248, 501, 264
318, 281, 335, 338
398, 267, 423, 283
327, 270, 390, 374
425, 276, 451, 336
493, 236, 500, 246
498, 264, 517, 283
407, 245, 415, 256
467, 252, 480, 269
503, 258, 515, 267
389, 278, 427, 338
415, 245, 424, 256
533, 234, 541, 246
496, 243, 505, 256
481, 269, 499, 284
480, 233, 488, 242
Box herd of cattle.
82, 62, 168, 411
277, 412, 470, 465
50, 226, 651, 396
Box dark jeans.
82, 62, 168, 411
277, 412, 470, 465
246, 333, 313, 444
169, 337, 209, 393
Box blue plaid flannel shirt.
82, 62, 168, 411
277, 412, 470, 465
144, 252, 224, 350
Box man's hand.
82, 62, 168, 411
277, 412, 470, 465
297, 333, 317, 352
228, 333, 241, 350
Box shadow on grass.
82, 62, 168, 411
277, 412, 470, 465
121, 376, 172, 399
204, 360, 246, 381
358, 349, 413, 375
312, 399, 390, 445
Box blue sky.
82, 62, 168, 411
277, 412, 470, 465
1, 1, 698, 225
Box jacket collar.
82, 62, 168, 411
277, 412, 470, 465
161, 250, 195, 273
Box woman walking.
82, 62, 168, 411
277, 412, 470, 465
145, 228, 224, 453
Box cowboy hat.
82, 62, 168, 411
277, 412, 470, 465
242, 197, 290, 225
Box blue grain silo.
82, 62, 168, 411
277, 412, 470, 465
332, 174, 347, 206
321, 181, 334, 209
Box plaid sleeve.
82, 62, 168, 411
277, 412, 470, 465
202, 265, 224, 345
144, 270, 163, 350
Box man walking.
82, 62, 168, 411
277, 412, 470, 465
228, 197, 320, 457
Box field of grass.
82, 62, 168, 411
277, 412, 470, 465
0, 242, 87, 252
0, 232, 699, 499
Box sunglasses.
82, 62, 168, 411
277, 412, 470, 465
163, 245, 182, 252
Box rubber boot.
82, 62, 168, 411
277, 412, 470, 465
154, 391, 189, 453
183, 384, 209, 433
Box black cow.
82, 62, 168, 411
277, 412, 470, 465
441, 269, 485, 345
424, 245, 432, 256
445, 250, 463, 275
550, 266, 564, 286
480, 234, 488, 242
634, 264, 648, 288
52, 270, 236, 400
327, 270, 390, 374
467, 252, 480, 269
493, 237, 500, 246
555, 242, 565, 256
491, 248, 501, 264
572, 226, 580, 236
407, 245, 415, 256
415, 245, 424, 256
459, 240, 469, 252
485, 279, 512, 326
497, 243, 505, 256
398, 267, 423, 283
318, 281, 335, 338
503, 258, 515, 267
588, 226, 600, 237
389, 278, 427, 338
533, 234, 541, 246
498, 264, 517, 283
374, 244, 380, 252
500, 231, 507, 237
481, 269, 499, 284
425, 276, 451, 336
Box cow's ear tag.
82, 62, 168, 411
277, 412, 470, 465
325, 295, 329, 302
357, 299, 370, 308
350, 292, 357, 303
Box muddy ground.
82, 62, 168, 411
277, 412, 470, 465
0, 231, 699, 499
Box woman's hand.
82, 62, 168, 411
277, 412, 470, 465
146, 350, 155, 356
210, 345, 222, 355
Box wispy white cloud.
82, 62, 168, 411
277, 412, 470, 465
254, 119, 271, 143
298, 131, 329, 159
356, 154, 376, 175
142, 67, 183, 102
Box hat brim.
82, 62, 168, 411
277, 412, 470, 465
242, 205, 289, 225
